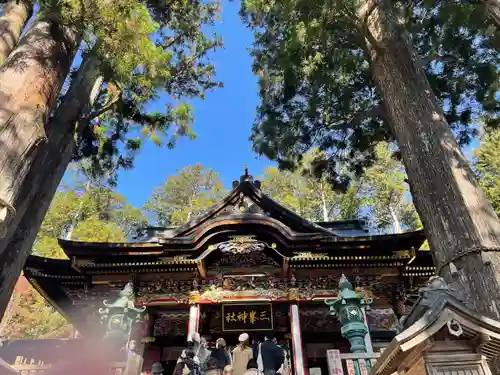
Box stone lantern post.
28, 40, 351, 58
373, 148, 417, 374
99, 282, 146, 345
325, 274, 371, 353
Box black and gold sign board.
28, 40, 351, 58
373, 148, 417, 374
222, 303, 273, 332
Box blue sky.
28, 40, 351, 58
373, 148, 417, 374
114, 1, 274, 208
79, 1, 480, 209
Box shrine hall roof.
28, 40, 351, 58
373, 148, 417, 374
52, 176, 427, 257
21, 171, 434, 332
22, 177, 433, 280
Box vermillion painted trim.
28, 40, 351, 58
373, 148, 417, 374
290, 304, 307, 375
187, 304, 200, 341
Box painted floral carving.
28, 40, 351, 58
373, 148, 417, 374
216, 236, 267, 254
213, 251, 280, 269
61, 275, 411, 308
153, 311, 189, 337
366, 308, 399, 331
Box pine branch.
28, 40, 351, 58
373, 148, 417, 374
421, 53, 459, 66
86, 91, 122, 121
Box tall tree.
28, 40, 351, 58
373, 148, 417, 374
0, 173, 145, 340
0, 0, 34, 65
363, 0, 500, 317
300, 150, 363, 221
0, 0, 221, 318
0, 14, 79, 238
0, 281, 73, 340
261, 166, 318, 219
145, 164, 225, 225
260, 153, 363, 222
363, 143, 419, 233
32, 174, 147, 258
242, 0, 500, 316
472, 129, 500, 217
480, 0, 500, 29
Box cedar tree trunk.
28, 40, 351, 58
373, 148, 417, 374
0, 55, 102, 320
321, 190, 329, 221
360, 0, 500, 317
388, 205, 402, 234
0, 18, 78, 238
486, 0, 500, 29
0, 0, 33, 66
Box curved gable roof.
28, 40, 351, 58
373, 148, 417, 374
372, 285, 500, 375
164, 180, 333, 238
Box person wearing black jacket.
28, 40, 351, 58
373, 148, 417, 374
210, 338, 231, 370
258, 334, 284, 375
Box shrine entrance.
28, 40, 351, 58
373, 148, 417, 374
142, 303, 295, 375
298, 304, 348, 375
143, 307, 190, 375
199, 303, 294, 375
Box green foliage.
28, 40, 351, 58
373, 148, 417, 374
0, 284, 73, 340
240, 0, 499, 184
33, 164, 147, 258
3, 162, 148, 340
362, 143, 419, 233
260, 150, 363, 221
39, 0, 223, 184
145, 163, 225, 225
71, 215, 125, 242
261, 166, 318, 219
260, 146, 419, 232
473, 129, 500, 217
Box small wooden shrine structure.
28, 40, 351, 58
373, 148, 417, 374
23, 170, 434, 375
372, 276, 500, 375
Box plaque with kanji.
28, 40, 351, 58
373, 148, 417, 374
222, 303, 273, 331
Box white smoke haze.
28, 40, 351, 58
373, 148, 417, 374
40, 339, 126, 375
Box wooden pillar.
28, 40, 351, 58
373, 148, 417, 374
361, 308, 373, 355
290, 304, 307, 375
187, 304, 200, 341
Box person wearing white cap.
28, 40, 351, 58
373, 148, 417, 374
232, 333, 253, 375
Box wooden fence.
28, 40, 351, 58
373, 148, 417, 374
11, 357, 126, 375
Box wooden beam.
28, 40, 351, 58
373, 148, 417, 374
282, 257, 289, 278
196, 260, 207, 279
396, 338, 434, 375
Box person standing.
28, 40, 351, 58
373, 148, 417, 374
198, 336, 212, 370
232, 333, 253, 375
256, 334, 284, 375
205, 358, 223, 375
179, 347, 202, 375
178, 341, 201, 366
243, 359, 264, 375
210, 338, 231, 370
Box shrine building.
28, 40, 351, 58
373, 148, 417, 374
22, 171, 435, 375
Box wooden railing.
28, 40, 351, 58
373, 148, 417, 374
11, 357, 126, 374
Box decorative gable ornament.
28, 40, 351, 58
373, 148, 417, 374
216, 236, 267, 254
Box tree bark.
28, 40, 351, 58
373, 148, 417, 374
0, 18, 79, 238
0, 54, 102, 321
360, 0, 500, 317
321, 189, 329, 221
486, 0, 500, 29
0, 0, 33, 66
388, 205, 402, 234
